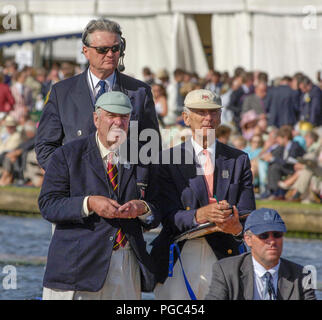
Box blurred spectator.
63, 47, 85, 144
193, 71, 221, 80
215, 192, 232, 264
142, 67, 154, 86
0, 72, 15, 113
261, 126, 305, 199
244, 134, 264, 192
3, 60, 18, 86
180, 71, 195, 98
299, 76, 322, 127
216, 125, 232, 144
0, 120, 37, 186
268, 76, 299, 128
231, 135, 247, 150
240, 109, 259, 141
156, 68, 169, 88
0, 115, 23, 170
24, 67, 42, 101
228, 71, 254, 131
164, 68, 185, 125
205, 70, 222, 95
241, 80, 267, 116
279, 131, 321, 202
10, 70, 33, 122
59, 62, 75, 80
151, 83, 168, 126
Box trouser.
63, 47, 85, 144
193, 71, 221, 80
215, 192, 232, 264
154, 237, 217, 300
42, 244, 141, 300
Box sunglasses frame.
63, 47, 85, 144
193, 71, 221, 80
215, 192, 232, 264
257, 231, 284, 240
87, 44, 121, 54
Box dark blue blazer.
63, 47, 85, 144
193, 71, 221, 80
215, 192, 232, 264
268, 85, 299, 128
299, 85, 322, 126
38, 132, 160, 292
150, 139, 256, 283
35, 69, 160, 170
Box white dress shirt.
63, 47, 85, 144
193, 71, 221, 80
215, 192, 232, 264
252, 256, 280, 300
190, 137, 216, 174
87, 69, 115, 102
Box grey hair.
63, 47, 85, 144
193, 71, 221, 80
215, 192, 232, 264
183, 106, 191, 114
95, 108, 102, 117
82, 18, 122, 46
244, 230, 253, 236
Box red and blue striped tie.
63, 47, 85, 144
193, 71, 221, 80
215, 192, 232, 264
107, 153, 127, 250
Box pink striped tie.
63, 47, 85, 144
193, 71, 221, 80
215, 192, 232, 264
202, 149, 214, 198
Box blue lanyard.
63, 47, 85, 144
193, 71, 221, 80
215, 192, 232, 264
168, 243, 197, 300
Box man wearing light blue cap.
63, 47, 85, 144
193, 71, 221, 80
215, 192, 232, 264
39, 91, 160, 300
205, 208, 316, 300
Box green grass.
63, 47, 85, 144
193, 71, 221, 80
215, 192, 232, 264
256, 200, 322, 212
0, 185, 40, 195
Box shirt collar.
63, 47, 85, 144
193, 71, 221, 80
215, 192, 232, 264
252, 256, 280, 279
95, 131, 119, 160
191, 136, 217, 158
89, 69, 115, 91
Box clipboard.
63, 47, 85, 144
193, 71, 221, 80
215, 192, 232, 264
173, 213, 250, 243
174, 222, 216, 243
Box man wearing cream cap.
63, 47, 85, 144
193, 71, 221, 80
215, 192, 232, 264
39, 91, 160, 300
151, 89, 255, 299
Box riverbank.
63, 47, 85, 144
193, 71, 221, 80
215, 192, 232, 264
0, 186, 321, 234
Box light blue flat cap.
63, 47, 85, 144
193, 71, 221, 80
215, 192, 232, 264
95, 91, 132, 114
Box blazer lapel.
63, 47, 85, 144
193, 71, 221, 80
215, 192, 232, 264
240, 254, 254, 300
277, 260, 294, 300
71, 70, 95, 112
176, 140, 209, 207
82, 133, 107, 186
118, 162, 135, 199
215, 142, 234, 201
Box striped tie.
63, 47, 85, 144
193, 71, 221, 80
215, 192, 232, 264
95, 80, 107, 102
202, 149, 214, 199
263, 272, 277, 300
107, 152, 127, 250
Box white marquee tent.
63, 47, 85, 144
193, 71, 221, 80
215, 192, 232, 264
1, 0, 322, 81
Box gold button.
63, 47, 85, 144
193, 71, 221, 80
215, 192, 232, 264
227, 249, 232, 254
186, 206, 190, 210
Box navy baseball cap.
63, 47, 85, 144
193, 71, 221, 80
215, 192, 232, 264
244, 208, 287, 235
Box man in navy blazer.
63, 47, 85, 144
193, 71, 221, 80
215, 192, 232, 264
39, 92, 160, 300
35, 18, 160, 171
261, 125, 305, 199
151, 89, 256, 299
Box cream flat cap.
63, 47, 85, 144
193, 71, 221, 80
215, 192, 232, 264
184, 89, 222, 109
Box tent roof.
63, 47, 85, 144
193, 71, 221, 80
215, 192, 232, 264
0, 31, 82, 48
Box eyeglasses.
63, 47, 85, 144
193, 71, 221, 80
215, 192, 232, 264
257, 231, 284, 240
87, 44, 121, 54
189, 109, 221, 117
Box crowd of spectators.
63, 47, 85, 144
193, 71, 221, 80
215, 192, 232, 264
145, 65, 322, 204
0, 59, 78, 187
0, 59, 321, 204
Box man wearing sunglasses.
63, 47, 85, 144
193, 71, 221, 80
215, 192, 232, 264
36, 18, 160, 171
205, 208, 316, 300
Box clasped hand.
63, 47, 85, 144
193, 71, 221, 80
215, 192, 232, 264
87, 196, 146, 219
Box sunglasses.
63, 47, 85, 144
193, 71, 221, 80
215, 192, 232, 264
87, 44, 121, 54
257, 231, 284, 240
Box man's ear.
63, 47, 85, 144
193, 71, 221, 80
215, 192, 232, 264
82, 46, 89, 60
244, 234, 252, 248
182, 112, 190, 127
